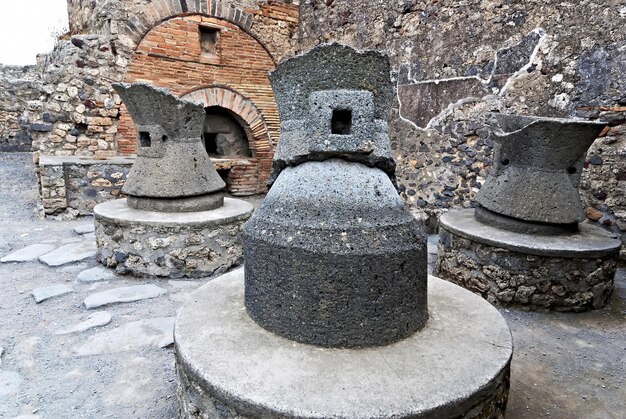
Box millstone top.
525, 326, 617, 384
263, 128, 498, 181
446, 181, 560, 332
476, 114, 606, 226
268, 43, 395, 183
243, 45, 427, 349
113, 83, 225, 212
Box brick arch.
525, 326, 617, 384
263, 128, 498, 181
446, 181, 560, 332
122, 1, 268, 58
117, 11, 280, 195
182, 85, 273, 155
182, 86, 273, 195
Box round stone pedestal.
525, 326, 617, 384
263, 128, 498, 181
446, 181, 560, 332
94, 198, 254, 278
437, 209, 621, 312
175, 268, 513, 418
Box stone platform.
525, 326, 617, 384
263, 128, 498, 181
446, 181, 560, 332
174, 268, 513, 418
436, 209, 621, 311
94, 198, 254, 278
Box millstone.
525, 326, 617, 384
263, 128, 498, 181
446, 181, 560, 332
242, 43, 427, 349
112, 82, 225, 212
476, 114, 606, 227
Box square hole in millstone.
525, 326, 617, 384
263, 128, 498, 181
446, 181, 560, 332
139, 131, 151, 147
331, 109, 352, 135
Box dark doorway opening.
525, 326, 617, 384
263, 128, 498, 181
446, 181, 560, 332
202, 106, 251, 158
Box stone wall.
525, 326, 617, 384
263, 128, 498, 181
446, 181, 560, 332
32, 0, 299, 216
68, 0, 300, 60
0, 65, 41, 152
30, 35, 127, 158
37, 155, 134, 216
298, 1, 626, 233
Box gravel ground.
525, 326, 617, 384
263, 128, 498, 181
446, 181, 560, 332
0, 152, 624, 418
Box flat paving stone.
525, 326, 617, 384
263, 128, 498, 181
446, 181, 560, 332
38, 242, 97, 267
73, 224, 95, 235
1, 244, 56, 263
83, 285, 167, 309
427, 235, 439, 254
55, 311, 112, 335
76, 266, 116, 283
31, 284, 74, 303
74, 317, 175, 355
0, 370, 23, 396
168, 280, 201, 289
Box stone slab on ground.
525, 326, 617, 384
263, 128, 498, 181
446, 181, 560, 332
0, 370, 22, 396
38, 242, 97, 267
175, 268, 512, 418
427, 235, 439, 254
55, 311, 113, 335
84, 285, 166, 309
76, 266, 116, 283
74, 317, 175, 355
1, 244, 56, 263
32, 284, 73, 303
73, 224, 95, 235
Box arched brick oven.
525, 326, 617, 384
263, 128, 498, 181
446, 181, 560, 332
117, 2, 284, 195
182, 86, 273, 194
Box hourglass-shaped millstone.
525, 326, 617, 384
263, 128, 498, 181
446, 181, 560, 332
242, 44, 428, 348
476, 114, 606, 230
113, 83, 226, 212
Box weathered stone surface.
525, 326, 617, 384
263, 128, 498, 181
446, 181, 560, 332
437, 210, 620, 311
298, 2, 626, 231
1, 244, 56, 263
75, 317, 174, 355
175, 269, 512, 418
83, 284, 166, 309
398, 78, 487, 128
76, 266, 116, 283
268, 44, 395, 182
244, 45, 427, 349
55, 311, 112, 335
0, 370, 22, 396
476, 114, 606, 225
73, 223, 95, 235
38, 242, 97, 266
94, 198, 253, 278
32, 284, 74, 303
112, 83, 225, 211
126, 192, 225, 213
0, 65, 39, 152
244, 160, 427, 348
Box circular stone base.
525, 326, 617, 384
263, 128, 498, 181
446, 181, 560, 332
174, 267, 513, 418
127, 192, 225, 213
94, 198, 254, 278
437, 209, 621, 311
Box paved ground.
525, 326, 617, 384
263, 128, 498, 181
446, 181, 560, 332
0, 152, 624, 418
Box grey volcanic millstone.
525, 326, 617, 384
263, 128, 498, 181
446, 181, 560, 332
243, 159, 428, 348
268, 43, 396, 183
476, 114, 606, 225
112, 83, 225, 212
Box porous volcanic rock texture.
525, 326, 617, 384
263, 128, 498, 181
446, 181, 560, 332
436, 227, 618, 312
298, 1, 626, 235
94, 201, 250, 278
